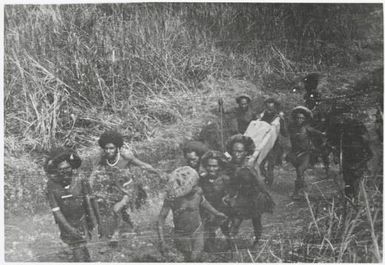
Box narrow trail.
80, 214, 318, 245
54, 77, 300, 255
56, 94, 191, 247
4, 160, 342, 262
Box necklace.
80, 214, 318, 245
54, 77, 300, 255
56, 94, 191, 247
106, 152, 120, 167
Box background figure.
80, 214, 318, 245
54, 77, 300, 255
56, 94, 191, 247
300, 73, 332, 178
230, 94, 257, 135
258, 98, 287, 185
182, 140, 209, 173
287, 107, 325, 200
326, 105, 373, 200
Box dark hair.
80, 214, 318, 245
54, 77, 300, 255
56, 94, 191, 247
235, 94, 251, 104
44, 147, 82, 174
201, 150, 227, 168
264, 98, 281, 110
98, 130, 124, 148
226, 134, 255, 156
303, 73, 320, 91
182, 141, 209, 157
291, 106, 312, 121
331, 102, 352, 115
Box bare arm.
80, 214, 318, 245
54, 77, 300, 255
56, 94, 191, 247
130, 156, 158, 173
157, 200, 171, 246
200, 195, 226, 218
307, 126, 326, 137
82, 178, 101, 228
279, 115, 288, 137
250, 167, 269, 194
121, 149, 160, 175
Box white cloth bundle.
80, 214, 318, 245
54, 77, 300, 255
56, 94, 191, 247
244, 116, 281, 167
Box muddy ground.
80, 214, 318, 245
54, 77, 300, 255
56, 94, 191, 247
5, 162, 341, 262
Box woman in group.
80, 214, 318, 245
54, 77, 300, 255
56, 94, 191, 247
91, 130, 161, 245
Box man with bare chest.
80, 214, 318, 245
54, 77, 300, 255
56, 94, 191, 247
287, 107, 325, 200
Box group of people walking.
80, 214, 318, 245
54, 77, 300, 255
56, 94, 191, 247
44, 88, 374, 262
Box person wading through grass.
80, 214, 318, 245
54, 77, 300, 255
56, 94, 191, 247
230, 94, 257, 135
257, 98, 287, 185
223, 134, 275, 247
182, 140, 209, 174
92, 130, 161, 245
326, 104, 373, 201
157, 166, 227, 262
286, 107, 326, 200
45, 148, 99, 262
199, 150, 231, 252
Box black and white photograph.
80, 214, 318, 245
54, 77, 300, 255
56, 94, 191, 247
3, 1, 383, 262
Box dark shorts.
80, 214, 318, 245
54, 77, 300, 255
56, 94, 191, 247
343, 166, 364, 184
286, 151, 310, 168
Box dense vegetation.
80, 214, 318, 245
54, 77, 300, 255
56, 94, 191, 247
5, 3, 382, 150
4, 3, 383, 262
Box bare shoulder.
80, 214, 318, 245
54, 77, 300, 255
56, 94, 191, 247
121, 148, 135, 161
220, 173, 231, 181
193, 186, 203, 195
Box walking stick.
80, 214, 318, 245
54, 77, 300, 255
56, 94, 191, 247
86, 195, 101, 242
337, 132, 357, 212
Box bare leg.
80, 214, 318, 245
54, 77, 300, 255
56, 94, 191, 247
72, 245, 91, 262
203, 219, 216, 252
260, 158, 267, 180
110, 196, 129, 245
322, 152, 330, 178
228, 218, 243, 251
292, 154, 310, 200
266, 153, 275, 186
191, 228, 204, 262
252, 215, 262, 246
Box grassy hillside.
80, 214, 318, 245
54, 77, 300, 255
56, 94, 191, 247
4, 3, 383, 262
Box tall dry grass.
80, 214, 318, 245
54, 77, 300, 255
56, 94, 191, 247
5, 3, 382, 151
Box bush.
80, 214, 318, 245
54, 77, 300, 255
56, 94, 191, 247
4, 156, 47, 217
